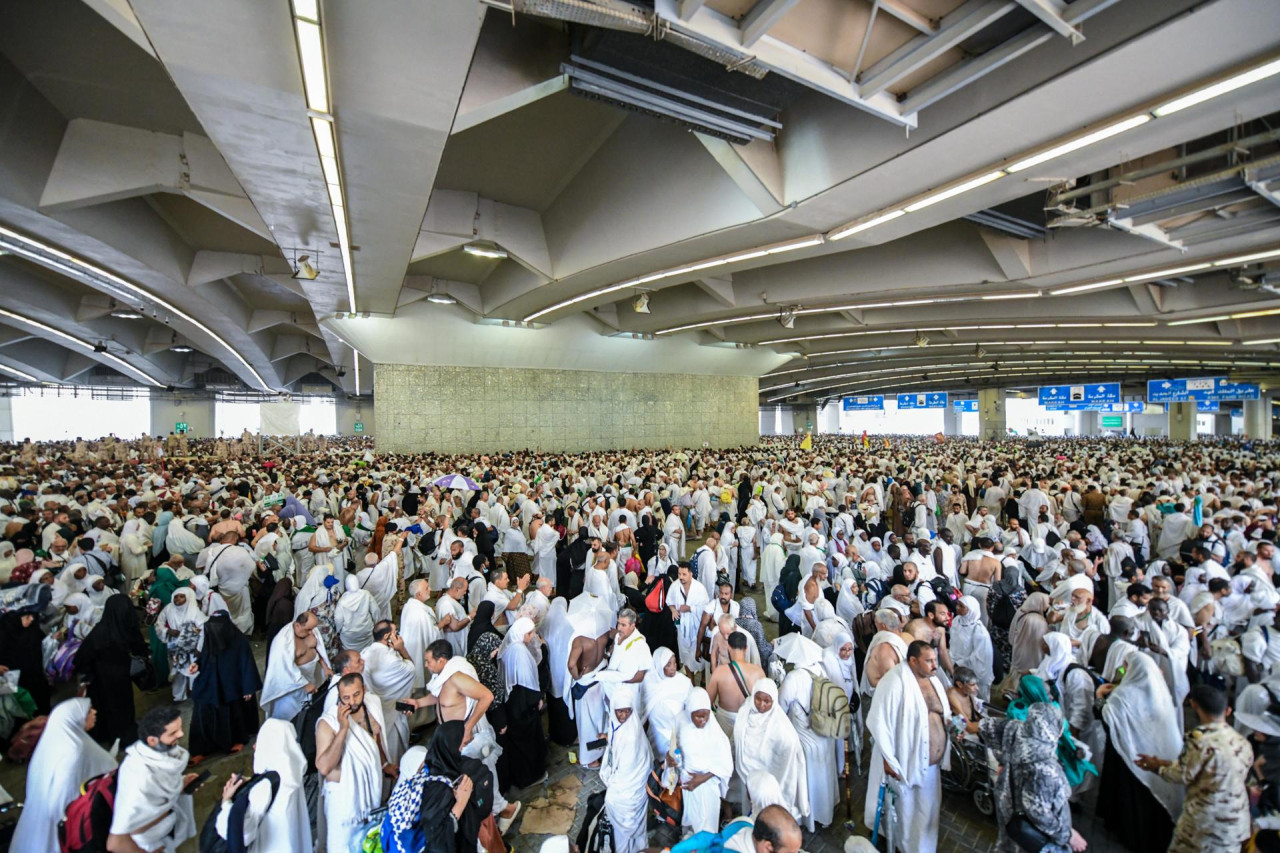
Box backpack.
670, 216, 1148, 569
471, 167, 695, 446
770, 582, 793, 617
926, 576, 960, 612
669, 819, 753, 853
58, 770, 117, 853
198, 772, 281, 853
293, 679, 335, 772
576, 789, 614, 853
852, 610, 878, 653
643, 580, 665, 614
6, 715, 47, 762
809, 674, 852, 739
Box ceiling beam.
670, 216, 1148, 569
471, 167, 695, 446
653, 0, 913, 127
1012, 0, 1083, 42
859, 0, 1018, 99
693, 134, 784, 215
694, 276, 737, 307
741, 0, 802, 49
876, 0, 936, 35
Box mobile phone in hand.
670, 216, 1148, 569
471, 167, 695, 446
395, 701, 416, 714
183, 769, 212, 794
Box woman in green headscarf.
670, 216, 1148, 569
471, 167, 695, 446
146, 566, 188, 684
1005, 673, 1097, 788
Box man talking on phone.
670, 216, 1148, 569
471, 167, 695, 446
107, 705, 201, 853
361, 620, 417, 764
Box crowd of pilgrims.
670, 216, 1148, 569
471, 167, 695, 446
0, 432, 1278, 853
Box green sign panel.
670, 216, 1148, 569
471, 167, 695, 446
174, 422, 188, 433
1101, 415, 1124, 428
353, 422, 364, 433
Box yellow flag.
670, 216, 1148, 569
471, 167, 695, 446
799, 431, 812, 450
883, 436, 891, 449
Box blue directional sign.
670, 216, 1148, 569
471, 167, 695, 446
1099, 402, 1145, 413
953, 399, 978, 413
842, 395, 884, 411
1147, 377, 1261, 403
897, 392, 948, 409
1198, 401, 1220, 413
1038, 383, 1121, 409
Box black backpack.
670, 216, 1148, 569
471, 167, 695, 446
927, 576, 959, 612
198, 772, 281, 853
292, 679, 334, 773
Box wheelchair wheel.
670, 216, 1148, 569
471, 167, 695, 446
973, 788, 994, 816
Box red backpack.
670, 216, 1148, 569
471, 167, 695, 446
58, 770, 117, 852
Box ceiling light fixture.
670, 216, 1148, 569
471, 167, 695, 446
779, 308, 796, 329
0, 225, 268, 389
903, 171, 1006, 213
0, 307, 162, 386
632, 293, 651, 314
292, 0, 356, 314
463, 241, 508, 260
1154, 56, 1280, 117
292, 253, 320, 281
523, 235, 824, 323
1245, 337, 1280, 345
426, 292, 457, 305
1123, 263, 1212, 282
171, 345, 193, 353
110, 309, 144, 319
1213, 248, 1280, 266
1006, 115, 1152, 173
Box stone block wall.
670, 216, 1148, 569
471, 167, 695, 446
374, 363, 759, 452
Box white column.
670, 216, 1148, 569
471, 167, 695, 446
1167, 402, 1196, 441
0, 396, 12, 442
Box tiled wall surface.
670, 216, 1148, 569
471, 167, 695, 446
374, 363, 759, 452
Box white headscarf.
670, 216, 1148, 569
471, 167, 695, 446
821, 631, 856, 701
734, 678, 809, 820
499, 616, 541, 694
9, 698, 117, 852
1034, 632, 1074, 697
160, 588, 207, 634
249, 718, 312, 852
674, 687, 732, 792
1101, 646, 1185, 817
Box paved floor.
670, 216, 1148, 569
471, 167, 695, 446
0, 577, 1139, 853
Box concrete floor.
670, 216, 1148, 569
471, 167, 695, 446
0, 573, 1137, 853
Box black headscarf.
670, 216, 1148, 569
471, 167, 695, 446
780, 554, 803, 599
77, 594, 147, 659
565, 527, 591, 567
467, 600, 500, 650
426, 721, 492, 851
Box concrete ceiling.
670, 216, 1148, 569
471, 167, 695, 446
0, 0, 1276, 403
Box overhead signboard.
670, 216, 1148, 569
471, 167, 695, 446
897, 392, 948, 409
1099, 402, 1144, 413
1198, 401, 1220, 413
1101, 415, 1125, 429
174, 422, 188, 433
842, 395, 884, 411
1039, 383, 1121, 409
1147, 377, 1261, 403
953, 399, 978, 413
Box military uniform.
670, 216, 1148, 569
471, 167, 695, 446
1157, 720, 1252, 852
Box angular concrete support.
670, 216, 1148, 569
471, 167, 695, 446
1167, 401, 1196, 441
1244, 395, 1273, 440
978, 387, 1005, 440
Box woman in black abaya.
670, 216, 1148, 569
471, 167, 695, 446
73, 594, 147, 745
0, 610, 49, 715
425, 721, 493, 853
188, 611, 262, 761
466, 601, 508, 734
496, 617, 547, 790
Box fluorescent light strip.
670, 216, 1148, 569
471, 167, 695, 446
0, 363, 37, 382
1245, 337, 1280, 345
1231, 308, 1280, 319
903, 171, 1005, 213
1155, 57, 1280, 117
0, 226, 268, 390
0, 307, 161, 386
983, 292, 1040, 301
294, 2, 357, 316
1123, 263, 1211, 282
1007, 115, 1152, 173
829, 210, 906, 241
1049, 279, 1123, 296
1213, 248, 1280, 266
1167, 315, 1230, 326
353, 346, 361, 396
525, 235, 824, 323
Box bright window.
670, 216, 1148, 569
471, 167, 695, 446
300, 399, 337, 435
11, 387, 151, 441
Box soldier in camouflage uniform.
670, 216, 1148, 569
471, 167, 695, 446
1136, 684, 1252, 853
